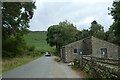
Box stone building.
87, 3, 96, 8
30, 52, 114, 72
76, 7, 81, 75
60, 36, 120, 62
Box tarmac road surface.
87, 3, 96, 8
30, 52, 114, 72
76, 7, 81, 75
2, 56, 82, 78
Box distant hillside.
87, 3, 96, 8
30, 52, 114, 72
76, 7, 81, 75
24, 31, 55, 53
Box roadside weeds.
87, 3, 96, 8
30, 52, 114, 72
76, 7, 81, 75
2, 54, 43, 73
71, 66, 88, 78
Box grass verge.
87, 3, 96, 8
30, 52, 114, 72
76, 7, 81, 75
71, 65, 88, 78
2, 54, 43, 73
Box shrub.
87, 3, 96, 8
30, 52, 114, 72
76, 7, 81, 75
27, 46, 35, 52
2, 35, 27, 58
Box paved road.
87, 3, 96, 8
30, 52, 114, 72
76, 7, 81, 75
2, 56, 82, 78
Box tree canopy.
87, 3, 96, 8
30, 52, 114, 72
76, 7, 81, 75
109, 1, 120, 45
2, 2, 36, 57
76, 20, 106, 40
89, 20, 105, 40
105, 26, 116, 43
2, 2, 36, 39
47, 20, 78, 54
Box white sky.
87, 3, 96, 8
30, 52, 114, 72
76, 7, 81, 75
29, 0, 114, 31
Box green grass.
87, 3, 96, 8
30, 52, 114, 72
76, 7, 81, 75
2, 54, 43, 73
2, 31, 55, 73
24, 31, 55, 53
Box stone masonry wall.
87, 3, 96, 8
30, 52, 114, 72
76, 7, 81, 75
92, 36, 119, 60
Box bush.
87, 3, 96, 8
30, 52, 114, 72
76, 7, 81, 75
2, 35, 27, 58
2, 50, 15, 58
27, 46, 35, 52
71, 65, 78, 70
27, 51, 41, 57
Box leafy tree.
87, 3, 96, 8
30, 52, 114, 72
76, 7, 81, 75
47, 20, 78, 55
109, 1, 120, 45
90, 20, 105, 40
3, 35, 27, 57
75, 30, 82, 41
81, 29, 91, 39
2, 2, 36, 39
105, 25, 116, 43
2, 2, 36, 57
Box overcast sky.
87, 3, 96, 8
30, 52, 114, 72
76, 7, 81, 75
29, 0, 114, 31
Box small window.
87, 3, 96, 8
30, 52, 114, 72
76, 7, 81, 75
78, 49, 84, 55
74, 49, 77, 53
101, 48, 107, 58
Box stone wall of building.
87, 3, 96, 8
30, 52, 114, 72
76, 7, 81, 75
82, 37, 92, 55
63, 39, 83, 62
92, 36, 119, 60
61, 36, 120, 62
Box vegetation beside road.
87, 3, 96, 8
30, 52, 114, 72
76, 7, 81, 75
2, 2, 37, 73
71, 63, 88, 78
2, 54, 42, 73
2, 0, 120, 77
2, 31, 55, 73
